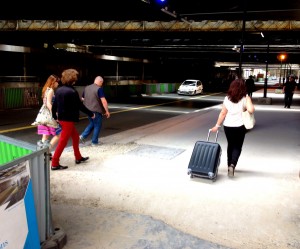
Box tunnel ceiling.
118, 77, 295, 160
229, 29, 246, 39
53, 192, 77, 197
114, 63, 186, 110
1, 0, 300, 64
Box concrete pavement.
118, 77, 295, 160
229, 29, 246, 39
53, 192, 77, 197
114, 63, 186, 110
47, 89, 300, 249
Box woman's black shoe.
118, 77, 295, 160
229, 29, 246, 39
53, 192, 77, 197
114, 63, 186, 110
51, 165, 68, 170
75, 157, 89, 164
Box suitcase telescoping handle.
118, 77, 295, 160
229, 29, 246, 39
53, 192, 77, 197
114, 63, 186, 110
207, 129, 219, 142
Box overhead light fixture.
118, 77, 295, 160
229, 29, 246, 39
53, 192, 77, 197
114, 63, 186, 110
161, 7, 177, 18
260, 32, 264, 38
141, 0, 150, 3
53, 43, 88, 53
232, 45, 240, 53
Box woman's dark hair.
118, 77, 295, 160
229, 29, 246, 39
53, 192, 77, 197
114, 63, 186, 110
227, 78, 247, 103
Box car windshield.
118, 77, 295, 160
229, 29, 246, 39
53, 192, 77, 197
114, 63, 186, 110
183, 81, 196, 86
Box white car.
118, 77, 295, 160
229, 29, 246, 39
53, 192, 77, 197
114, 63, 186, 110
177, 79, 203, 95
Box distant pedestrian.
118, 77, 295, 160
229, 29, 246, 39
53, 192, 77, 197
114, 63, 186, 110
210, 78, 255, 177
283, 74, 297, 108
51, 69, 95, 170
79, 76, 110, 146
245, 75, 255, 97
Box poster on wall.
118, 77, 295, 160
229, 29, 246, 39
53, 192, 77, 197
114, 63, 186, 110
0, 161, 40, 249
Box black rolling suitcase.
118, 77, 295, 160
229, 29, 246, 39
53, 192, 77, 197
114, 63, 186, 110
187, 129, 222, 181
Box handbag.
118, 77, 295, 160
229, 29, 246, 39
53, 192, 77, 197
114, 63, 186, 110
242, 110, 255, 129
31, 104, 59, 128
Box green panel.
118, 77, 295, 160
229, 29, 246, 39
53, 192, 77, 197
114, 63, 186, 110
145, 84, 157, 95
151, 84, 156, 94
160, 84, 165, 93
5, 88, 23, 109
168, 83, 175, 92
0, 141, 32, 165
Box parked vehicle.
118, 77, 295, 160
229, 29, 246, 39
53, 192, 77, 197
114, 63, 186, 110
177, 79, 203, 95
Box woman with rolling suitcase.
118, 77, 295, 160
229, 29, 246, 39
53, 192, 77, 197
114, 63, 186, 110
210, 78, 255, 177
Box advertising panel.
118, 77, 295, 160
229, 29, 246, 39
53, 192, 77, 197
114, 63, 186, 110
0, 161, 40, 249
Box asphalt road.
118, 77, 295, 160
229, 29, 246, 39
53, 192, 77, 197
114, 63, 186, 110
0, 93, 224, 146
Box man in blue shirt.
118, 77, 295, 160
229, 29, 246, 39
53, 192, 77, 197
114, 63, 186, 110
79, 76, 110, 146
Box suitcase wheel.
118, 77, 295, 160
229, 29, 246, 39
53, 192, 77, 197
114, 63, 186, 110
187, 168, 194, 178
187, 168, 192, 175
208, 172, 215, 179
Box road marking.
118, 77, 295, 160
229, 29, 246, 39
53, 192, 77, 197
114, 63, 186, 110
0, 93, 222, 134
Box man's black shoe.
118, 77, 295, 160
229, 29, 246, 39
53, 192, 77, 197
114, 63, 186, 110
51, 165, 68, 170
75, 157, 89, 164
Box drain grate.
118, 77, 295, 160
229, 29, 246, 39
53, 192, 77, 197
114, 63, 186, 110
127, 145, 185, 160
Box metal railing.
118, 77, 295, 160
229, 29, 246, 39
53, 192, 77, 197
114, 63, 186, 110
0, 135, 53, 245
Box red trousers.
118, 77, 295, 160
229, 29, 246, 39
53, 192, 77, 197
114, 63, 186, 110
51, 121, 82, 166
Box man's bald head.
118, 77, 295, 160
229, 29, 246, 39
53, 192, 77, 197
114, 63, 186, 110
94, 76, 104, 86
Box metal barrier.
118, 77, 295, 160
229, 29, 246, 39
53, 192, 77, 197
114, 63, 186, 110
0, 87, 41, 110
143, 83, 179, 95
0, 82, 179, 110
0, 135, 66, 249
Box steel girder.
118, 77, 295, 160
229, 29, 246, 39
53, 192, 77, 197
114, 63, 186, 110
0, 20, 300, 32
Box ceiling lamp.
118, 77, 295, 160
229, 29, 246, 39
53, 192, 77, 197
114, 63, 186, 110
161, 7, 177, 18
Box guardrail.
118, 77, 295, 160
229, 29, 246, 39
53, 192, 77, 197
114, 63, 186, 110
0, 82, 180, 110
0, 87, 41, 109
0, 135, 66, 248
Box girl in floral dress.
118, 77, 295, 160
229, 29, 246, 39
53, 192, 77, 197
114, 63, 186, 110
37, 74, 61, 156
